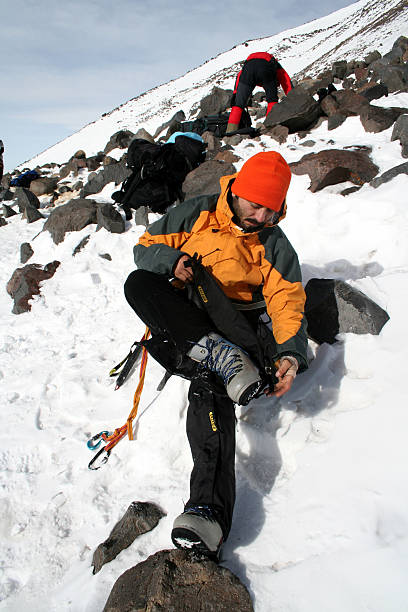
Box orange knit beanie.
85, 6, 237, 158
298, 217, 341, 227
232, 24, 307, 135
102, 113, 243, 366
231, 152, 291, 211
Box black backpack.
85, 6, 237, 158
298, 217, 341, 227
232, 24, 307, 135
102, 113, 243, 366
112, 135, 206, 219
179, 108, 255, 138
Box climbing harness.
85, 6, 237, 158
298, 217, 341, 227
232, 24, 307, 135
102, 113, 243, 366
87, 327, 151, 470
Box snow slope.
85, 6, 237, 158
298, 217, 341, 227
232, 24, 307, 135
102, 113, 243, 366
22, 0, 408, 170
1, 2, 408, 611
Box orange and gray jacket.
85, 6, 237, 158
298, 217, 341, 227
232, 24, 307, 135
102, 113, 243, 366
134, 173, 308, 369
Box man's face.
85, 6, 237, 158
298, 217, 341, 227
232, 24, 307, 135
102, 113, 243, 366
232, 196, 278, 231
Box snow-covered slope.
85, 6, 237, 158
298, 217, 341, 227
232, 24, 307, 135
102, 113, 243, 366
24, 0, 407, 169
1, 2, 408, 611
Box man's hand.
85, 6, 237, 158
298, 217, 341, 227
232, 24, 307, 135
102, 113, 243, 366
265, 356, 298, 398
173, 255, 194, 283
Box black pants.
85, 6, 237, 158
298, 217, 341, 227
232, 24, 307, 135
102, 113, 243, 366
235, 58, 279, 108
124, 269, 236, 537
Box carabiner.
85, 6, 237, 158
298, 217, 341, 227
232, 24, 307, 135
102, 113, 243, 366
87, 431, 111, 450
88, 446, 111, 470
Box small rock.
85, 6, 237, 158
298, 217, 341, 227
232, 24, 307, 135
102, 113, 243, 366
20, 242, 34, 263
7, 261, 60, 314
92, 501, 165, 574
305, 278, 390, 344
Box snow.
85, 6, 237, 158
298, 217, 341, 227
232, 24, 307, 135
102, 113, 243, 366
2, 3, 408, 611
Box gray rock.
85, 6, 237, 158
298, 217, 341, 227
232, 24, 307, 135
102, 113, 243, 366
305, 278, 390, 344
104, 130, 134, 155
0, 216, 7, 227
365, 50, 382, 65
3, 203, 18, 217
358, 82, 389, 102
198, 87, 233, 117
134, 206, 149, 227
320, 94, 340, 116
103, 548, 254, 612
265, 124, 289, 144
92, 501, 165, 574
6, 261, 60, 314
80, 160, 130, 198
22, 202, 45, 223
153, 110, 186, 138
43, 198, 98, 244
96, 203, 125, 234
0, 188, 15, 202
134, 128, 155, 143
182, 160, 235, 199
14, 187, 41, 213
29, 177, 59, 197
332, 60, 348, 80
370, 161, 408, 188
72, 235, 91, 256
99, 253, 112, 261
327, 113, 347, 130
360, 105, 407, 133
391, 114, 408, 157
290, 148, 378, 192
20, 243, 34, 264
264, 88, 322, 133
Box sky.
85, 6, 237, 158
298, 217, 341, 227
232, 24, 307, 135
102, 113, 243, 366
1, 0, 355, 172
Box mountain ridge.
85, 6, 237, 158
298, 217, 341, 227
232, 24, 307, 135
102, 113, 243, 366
22, 0, 407, 169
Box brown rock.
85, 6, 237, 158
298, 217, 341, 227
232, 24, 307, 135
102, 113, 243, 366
103, 549, 254, 612
290, 148, 379, 192
7, 261, 60, 314
331, 90, 370, 116
214, 150, 240, 163
182, 160, 236, 199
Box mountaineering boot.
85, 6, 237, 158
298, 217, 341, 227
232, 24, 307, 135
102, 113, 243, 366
225, 122, 239, 135
171, 505, 223, 559
187, 332, 262, 405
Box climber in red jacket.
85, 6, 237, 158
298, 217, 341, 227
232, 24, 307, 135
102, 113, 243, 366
226, 52, 292, 134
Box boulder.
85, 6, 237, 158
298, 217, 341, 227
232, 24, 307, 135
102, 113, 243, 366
357, 81, 389, 102
0, 188, 15, 202
305, 278, 390, 344
201, 131, 222, 159
331, 90, 370, 116
182, 160, 236, 199
391, 114, 408, 157
6, 261, 60, 314
265, 124, 289, 144
92, 501, 165, 574
103, 549, 253, 612
134, 128, 155, 143
59, 156, 87, 179
29, 177, 59, 197
22, 201, 45, 223
370, 161, 408, 188
198, 87, 233, 117
20, 242, 34, 264
0, 216, 7, 227
3, 203, 18, 217
43, 198, 98, 244
96, 203, 125, 234
134, 206, 149, 227
290, 148, 379, 192
360, 105, 407, 133
104, 129, 134, 154
369, 63, 408, 93
327, 113, 347, 131
320, 94, 340, 117
80, 160, 130, 198
153, 110, 186, 138
264, 88, 321, 133
86, 153, 104, 171
364, 50, 382, 65
331, 60, 348, 80
13, 187, 41, 213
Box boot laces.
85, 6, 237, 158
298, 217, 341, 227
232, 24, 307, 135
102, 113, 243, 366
201, 336, 244, 384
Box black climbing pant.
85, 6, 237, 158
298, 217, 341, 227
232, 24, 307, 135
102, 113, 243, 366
124, 269, 236, 537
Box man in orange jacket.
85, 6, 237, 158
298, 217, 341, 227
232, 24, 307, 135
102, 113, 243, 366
125, 151, 307, 559
226, 52, 292, 134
